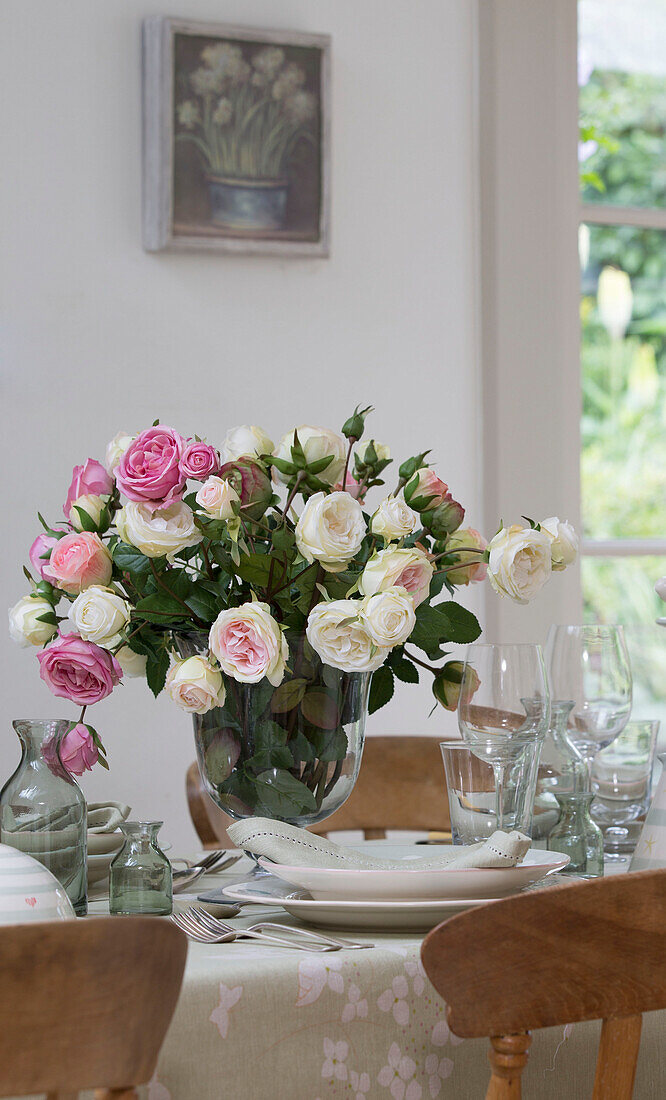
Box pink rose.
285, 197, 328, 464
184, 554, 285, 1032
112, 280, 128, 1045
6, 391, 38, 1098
64, 459, 113, 519
115, 425, 186, 510
180, 441, 221, 481
47, 532, 113, 594
209, 602, 288, 686
405, 468, 450, 511
29, 533, 59, 580
333, 474, 366, 501
59, 723, 99, 775
218, 458, 273, 522
38, 634, 122, 705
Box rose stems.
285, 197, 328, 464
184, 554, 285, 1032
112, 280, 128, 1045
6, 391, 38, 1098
148, 558, 207, 629
281, 471, 306, 522
341, 438, 354, 492
402, 647, 441, 674
323, 757, 343, 799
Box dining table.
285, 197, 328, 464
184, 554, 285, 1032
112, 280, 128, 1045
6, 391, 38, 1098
74, 849, 663, 1100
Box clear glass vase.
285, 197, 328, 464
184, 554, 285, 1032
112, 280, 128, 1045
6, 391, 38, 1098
109, 821, 172, 916
0, 719, 87, 915
547, 790, 604, 878
177, 632, 371, 829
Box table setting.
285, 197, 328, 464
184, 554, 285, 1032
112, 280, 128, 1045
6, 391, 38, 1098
2, 410, 666, 1097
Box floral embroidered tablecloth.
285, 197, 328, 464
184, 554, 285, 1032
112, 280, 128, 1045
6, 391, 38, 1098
131, 862, 665, 1100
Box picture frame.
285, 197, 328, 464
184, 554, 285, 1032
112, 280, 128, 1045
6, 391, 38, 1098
142, 17, 331, 256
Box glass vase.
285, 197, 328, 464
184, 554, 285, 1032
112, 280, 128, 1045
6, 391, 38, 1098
0, 719, 87, 915
547, 790, 604, 878
109, 821, 172, 916
177, 632, 371, 829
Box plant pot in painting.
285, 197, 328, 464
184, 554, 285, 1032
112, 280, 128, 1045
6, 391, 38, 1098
206, 175, 290, 231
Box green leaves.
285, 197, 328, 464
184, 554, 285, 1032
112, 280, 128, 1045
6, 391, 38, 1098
254, 770, 318, 817
300, 689, 340, 730
270, 678, 308, 713
389, 651, 419, 683
146, 649, 170, 697
112, 541, 153, 579
409, 601, 481, 660
369, 664, 395, 714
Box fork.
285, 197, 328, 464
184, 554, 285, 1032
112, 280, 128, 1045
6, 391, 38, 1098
171, 908, 330, 951
191, 906, 374, 950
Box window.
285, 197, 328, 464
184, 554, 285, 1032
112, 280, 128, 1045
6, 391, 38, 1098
579, 0, 666, 736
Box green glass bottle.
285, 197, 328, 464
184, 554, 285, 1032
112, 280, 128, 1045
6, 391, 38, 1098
109, 821, 172, 915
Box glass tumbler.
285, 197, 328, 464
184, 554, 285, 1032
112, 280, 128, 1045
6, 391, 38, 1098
109, 821, 172, 916
440, 741, 539, 844
591, 719, 659, 857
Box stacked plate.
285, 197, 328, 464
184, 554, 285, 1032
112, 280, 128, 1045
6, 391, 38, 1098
220, 844, 569, 930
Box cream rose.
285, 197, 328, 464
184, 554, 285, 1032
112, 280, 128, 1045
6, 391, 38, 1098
209, 602, 288, 686
274, 426, 347, 485
116, 500, 202, 560
360, 546, 434, 607
195, 476, 239, 520
370, 496, 418, 542
295, 492, 366, 573
165, 655, 225, 714
114, 645, 148, 678
223, 425, 274, 461
69, 493, 109, 531
540, 516, 578, 572
361, 587, 416, 648
8, 595, 57, 648
105, 431, 135, 474
306, 600, 389, 673
68, 585, 131, 648
356, 440, 390, 464
487, 524, 552, 604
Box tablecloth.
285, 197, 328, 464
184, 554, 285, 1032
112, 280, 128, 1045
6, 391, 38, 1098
129, 854, 665, 1100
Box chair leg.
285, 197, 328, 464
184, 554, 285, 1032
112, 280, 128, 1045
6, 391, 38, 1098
592, 1015, 642, 1100
486, 1033, 532, 1100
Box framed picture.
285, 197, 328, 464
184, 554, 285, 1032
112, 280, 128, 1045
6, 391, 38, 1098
142, 17, 331, 256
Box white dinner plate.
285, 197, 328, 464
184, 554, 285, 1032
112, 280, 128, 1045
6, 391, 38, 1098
220, 878, 503, 931
256, 849, 570, 902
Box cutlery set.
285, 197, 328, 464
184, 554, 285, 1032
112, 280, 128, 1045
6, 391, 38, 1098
171, 904, 372, 951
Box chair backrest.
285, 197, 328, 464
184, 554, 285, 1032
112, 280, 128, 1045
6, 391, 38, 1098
186, 735, 451, 847
0, 916, 187, 1098
421, 869, 666, 1100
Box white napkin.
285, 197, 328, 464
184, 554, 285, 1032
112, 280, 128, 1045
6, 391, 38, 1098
87, 802, 131, 833
227, 817, 531, 872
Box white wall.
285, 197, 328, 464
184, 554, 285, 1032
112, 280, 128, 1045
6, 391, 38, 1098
0, 0, 481, 850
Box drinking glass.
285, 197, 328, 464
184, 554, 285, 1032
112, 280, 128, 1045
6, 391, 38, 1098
545, 625, 632, 790
440, 741, 540, 844
591, 719, 659, 856
457, 644, 550, 831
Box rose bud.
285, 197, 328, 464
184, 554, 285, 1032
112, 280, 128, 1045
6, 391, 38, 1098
218, 458, 273, 522
404, 467, 449, 512
442, 528, 488, 585
432, 660, 479, 711
423, 496, 465, 538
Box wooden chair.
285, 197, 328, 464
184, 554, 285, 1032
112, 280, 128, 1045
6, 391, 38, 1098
186, 735, 452, 847
421, 869, 666, 1100
0, 916, 187, 1099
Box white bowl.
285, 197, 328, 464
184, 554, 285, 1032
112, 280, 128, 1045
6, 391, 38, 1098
0, 843, 74, 922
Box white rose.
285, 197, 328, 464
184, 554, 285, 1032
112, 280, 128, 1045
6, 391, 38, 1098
487, 524, 552, 604
295, 491, 366, 573
356, 439, 390, 464
273, 425, 347, 485
306, 600, 389, 673
209, 602, 288, 686
105, 431, 135, 474
115, 645, 147, 678
116, 501, 202, 560
361, 587, 416, 648
540, 516, 579, 572
69, 494, 109, 531
360, 546, 434, 607
223, 425, 274, 461
68, 585, 131, 648
195, 476, 239, 520
8, 595, 57, 648
370, 496, 418, 542
165, 655, 225, 714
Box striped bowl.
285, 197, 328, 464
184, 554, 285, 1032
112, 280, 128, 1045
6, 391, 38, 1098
0, 842, 75, 923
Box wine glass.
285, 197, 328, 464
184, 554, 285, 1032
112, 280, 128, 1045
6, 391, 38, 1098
457, 644, 550, 831
545, 625, 632, 790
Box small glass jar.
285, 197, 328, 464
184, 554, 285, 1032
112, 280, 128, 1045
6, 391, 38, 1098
547, 789, 604, 878
109, 821, 172, 916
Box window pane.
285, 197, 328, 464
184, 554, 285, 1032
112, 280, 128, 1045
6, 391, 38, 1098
581, 223, 666, 539
583, 556, 666, 748
579, 0, 666, 207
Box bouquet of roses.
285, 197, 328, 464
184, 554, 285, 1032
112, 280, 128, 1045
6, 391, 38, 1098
9, 408, 577, 802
